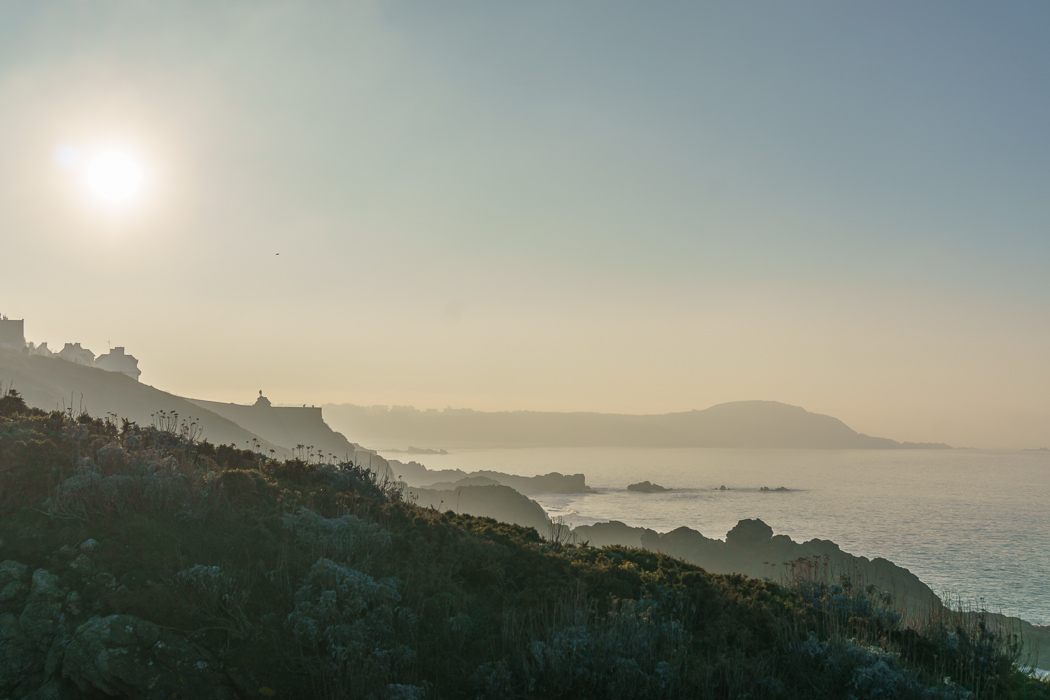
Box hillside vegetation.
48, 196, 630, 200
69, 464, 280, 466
0, 390, 1044, 699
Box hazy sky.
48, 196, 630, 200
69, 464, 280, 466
2, 2, 1048, 448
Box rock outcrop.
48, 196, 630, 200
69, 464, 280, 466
407, 484, 554, 534
576, 518, 938, 614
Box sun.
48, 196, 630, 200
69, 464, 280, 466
84, 150, 144, 203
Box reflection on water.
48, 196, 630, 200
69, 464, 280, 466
390, 447, 1050, 626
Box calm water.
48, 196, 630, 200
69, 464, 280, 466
387, 447, 1050, 626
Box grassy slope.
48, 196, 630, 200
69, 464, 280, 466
0, 391, 1045, 700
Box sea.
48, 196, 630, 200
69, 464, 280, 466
385, 447, 1050, 627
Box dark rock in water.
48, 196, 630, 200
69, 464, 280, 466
392, 460, 592, 494
759, 486, 790, 492
627, 481, 672, 493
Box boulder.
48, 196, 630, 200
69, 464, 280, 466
62, 614, 237, 699
1, 612, 46, 696
0, 559, 28, 604
22, 677, 83, 700
19, 569, 68, 651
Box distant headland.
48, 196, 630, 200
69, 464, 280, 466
383, 446, 450, 455
322, 400, 953, 450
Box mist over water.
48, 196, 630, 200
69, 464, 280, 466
392, 447, 1050, 626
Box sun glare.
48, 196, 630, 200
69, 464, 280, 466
84, 150, 143, 203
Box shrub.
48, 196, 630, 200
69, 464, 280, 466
794, 633, 973, 699
477, 594, 686, 700
173, 564, 251, 637
46, 449, 218, 521
214, 469, 266, 508
281, 508, 391, 565
285, 558, 417, 698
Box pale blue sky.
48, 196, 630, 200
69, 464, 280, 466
1, 2, 1048, 446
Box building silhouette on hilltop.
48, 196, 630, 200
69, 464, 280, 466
0, 314, 142, 382
57, 342, 96, 367
94, 347, 142, 381
0, 315, 24, 350
28, 342, 54, 358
